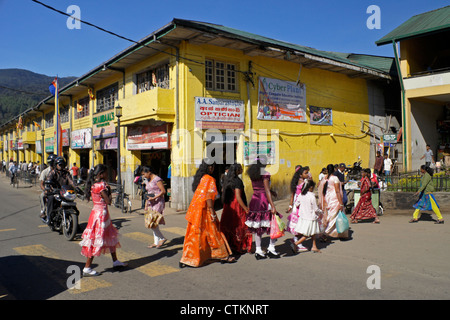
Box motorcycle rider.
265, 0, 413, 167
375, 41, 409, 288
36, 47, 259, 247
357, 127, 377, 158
45, 156, 75, 225
39, 154, 57, 221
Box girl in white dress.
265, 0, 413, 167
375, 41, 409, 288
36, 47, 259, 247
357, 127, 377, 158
289, 179, 323, 253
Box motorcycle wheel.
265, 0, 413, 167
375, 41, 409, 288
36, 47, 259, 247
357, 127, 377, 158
63, 211, 78, 241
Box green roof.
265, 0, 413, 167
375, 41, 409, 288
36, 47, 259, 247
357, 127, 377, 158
176, 19, 395, 76
376, 5, 450, 46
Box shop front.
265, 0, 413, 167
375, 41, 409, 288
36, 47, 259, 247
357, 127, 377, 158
93, 110, 118, 183
126, 123, 171, 187
71, 128, 92, 174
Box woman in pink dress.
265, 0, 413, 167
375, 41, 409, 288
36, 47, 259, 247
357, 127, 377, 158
80, 164, 127, 276
245, 157, 279, 259
318, 164, 349, 241
286, 166, 310, 251
142, 166, 167, 248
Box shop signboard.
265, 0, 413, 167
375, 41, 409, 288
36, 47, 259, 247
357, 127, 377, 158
36, 140, 42, 154
310, 106, 333, 126
62, 129, 70, 147
71, 128, 92, 149
383, 134, 397, 143
95, 137, 118, 150
195, 97, 245, 129
257, 77, 306, 122
127, 124, 169, 150
93, 110, 116, 139
243, 140, 276, 165
45, 137, 53, 152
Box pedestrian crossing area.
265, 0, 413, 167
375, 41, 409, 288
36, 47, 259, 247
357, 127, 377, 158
3, 226, 186, 298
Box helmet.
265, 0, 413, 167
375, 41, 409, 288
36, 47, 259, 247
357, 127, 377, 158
47, 154, 57, 166
55, 156, 66, 169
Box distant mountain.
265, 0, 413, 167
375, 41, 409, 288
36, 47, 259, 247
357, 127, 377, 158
0, 69, 76, 125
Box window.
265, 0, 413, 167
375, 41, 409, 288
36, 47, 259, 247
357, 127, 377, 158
60, 105, 69, 123
75, 97, 90, 119
205, 59, 238, 92
45, 111, 54, 128
136, 64, 170, 94
96, 83, 118, 113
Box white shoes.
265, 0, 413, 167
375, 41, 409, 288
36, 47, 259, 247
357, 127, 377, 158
83, 267, 99, 277
113, 260, 128, 269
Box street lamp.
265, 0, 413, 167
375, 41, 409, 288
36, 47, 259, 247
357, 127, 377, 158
115, 104, 122, 189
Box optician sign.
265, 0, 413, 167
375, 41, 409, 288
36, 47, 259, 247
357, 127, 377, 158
195, 97, 245, 130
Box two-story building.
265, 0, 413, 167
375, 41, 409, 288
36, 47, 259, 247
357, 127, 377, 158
377, 5, 450, 171
1, 18, 399, 210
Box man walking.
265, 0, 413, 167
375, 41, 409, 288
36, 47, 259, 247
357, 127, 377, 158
420, 144, 434, 168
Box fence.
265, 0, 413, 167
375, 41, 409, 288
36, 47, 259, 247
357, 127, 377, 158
383, 170, 450, 192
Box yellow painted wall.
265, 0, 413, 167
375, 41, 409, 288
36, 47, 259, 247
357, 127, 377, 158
174, 41, 372, 198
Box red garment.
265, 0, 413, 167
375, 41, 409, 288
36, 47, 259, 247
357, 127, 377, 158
220, 195, 252, 253
80, 181, 121, 257
71, 166, 79, 176
350, 177, 377, 221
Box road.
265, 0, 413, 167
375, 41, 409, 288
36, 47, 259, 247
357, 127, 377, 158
0, 173, 449, 304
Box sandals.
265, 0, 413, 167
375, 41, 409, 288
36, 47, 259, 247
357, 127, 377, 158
221, 256, 237, 264
156, 239, 167, 248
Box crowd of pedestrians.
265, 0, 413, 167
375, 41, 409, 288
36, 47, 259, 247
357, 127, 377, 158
2, 148, 444, 275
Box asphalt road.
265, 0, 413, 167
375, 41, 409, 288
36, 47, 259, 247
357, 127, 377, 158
0, 173, 449, 304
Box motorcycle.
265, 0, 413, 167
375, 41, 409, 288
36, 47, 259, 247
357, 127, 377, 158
346, 160, 362, 181
43, 182, 80, 241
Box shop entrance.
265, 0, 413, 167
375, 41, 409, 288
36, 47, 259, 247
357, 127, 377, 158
206, 140, 238, 208
102, 150, 118, 183
141, 150, 171, 186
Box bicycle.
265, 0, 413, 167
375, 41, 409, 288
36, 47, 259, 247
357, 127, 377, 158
112, 183, 132, 213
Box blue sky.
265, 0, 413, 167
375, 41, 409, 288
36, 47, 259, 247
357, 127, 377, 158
0, 0, 447, 77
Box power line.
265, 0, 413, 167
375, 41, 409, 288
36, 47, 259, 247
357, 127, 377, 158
31, 0, 205, 66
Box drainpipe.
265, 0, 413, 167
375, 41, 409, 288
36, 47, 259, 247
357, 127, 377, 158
392, 41, 407, 172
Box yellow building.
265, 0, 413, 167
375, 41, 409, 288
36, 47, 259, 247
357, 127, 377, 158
377, 5, 450, 171
1, 19, 397, 210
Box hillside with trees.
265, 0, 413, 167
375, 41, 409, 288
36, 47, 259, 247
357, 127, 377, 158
0, 69, 76, 125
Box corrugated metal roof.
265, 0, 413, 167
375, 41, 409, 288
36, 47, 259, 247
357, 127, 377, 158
376, 5, 450, 45
176, 19, 395, 77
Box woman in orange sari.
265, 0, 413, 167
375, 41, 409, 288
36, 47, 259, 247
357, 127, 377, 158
179, 160, 236, 268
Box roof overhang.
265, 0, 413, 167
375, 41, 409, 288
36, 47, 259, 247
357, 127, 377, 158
2, 18, 395, 130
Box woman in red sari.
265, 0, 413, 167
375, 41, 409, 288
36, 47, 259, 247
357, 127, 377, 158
179, 160, 236, 268
350, 168, 380, 224
220, 163, 251, 254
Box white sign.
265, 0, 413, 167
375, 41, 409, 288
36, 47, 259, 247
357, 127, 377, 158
195, 97, 245, 129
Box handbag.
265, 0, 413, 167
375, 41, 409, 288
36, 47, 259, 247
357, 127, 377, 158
144, 209, 163, 229
270, 213, 285, 239
336, 210, 349, 234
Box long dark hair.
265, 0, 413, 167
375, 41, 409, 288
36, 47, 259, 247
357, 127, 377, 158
247, 156, 268, 181
301, 179, 316, 195
222, 163, 243, 204
322, 164, 336, 196
141, 166, 155, 174
421, 164, 434, 176
84, 164, 108, 201
290, 166, 306, 194
192, 159, 215, 192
